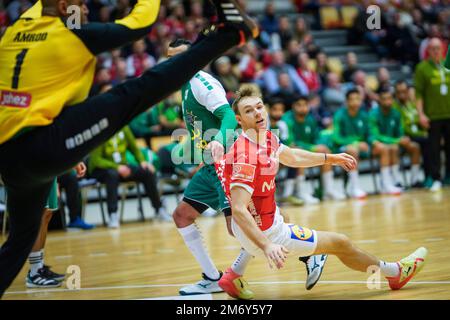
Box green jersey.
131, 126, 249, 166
393, 99, 427, 138
89, 126, 144, 172
368, 107, 403, 145
180, 71, 237, 164
414, 59, 450, 120
283, 111, 320, 151
333, 107, 369, 147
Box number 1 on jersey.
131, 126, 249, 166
12, 49, 29, 89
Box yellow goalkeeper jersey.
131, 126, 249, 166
0, 0, 160, 145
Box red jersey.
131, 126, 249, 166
216, 131, 285, 231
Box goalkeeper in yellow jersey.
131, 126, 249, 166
0, 0, 259, 296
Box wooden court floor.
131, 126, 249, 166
2, 189, 450, 300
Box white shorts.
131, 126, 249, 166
231, 208, 318, 258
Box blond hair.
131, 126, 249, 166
232, 84, 262, 114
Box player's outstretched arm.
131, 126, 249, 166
72, 0, 160, 55
279, 145, 357, 172
230, 187, 288, 269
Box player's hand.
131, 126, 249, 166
75, 162, 87, 178
263, 243, 289, 269
207, 140, 224, 163
329, 153, 357, 172
419, 113, 430, 130
140, 162, 155, 173
118, 165, 131, 178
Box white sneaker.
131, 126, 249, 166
430, 180, 442, 192
298, 193, 320, 205
300, 254, 328, 290
324, 189, 347, 201
156, 206, 172, 222
347, 186, 367, 199
381, 184, 402, 195
108, 213, 120, 229
179, 273, 224, 295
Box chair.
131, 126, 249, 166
118, 181, 145, 223
319, 6, 341, 29
77, 178, 107, 226
341, 6, 358, 28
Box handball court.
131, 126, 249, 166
2, 189, 450, 300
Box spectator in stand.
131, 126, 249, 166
393, 80, 429, 188
297, 52, 321, 93
376, 67, 391, 93
270, 72, 302, 109
293, 16, 309, 44
386, 12, 419, 64
238, 42, 261, 82
260, 2, 279, 35
214, 56, 240, 99
419, 25, 449, 61
110, 0, 131, 21
110, 58, 129, 85
322, 72, 346, 115
343, 52, 359, 83
414, 38, 450, 191
277, 15, 293, 50
286, 39, 302, 68
90, 67, 112, 96
5, 0, 31, 23
183, 19, 199, 43
315, 52, 331, 87
351, 70, 378, 110
86, 0, 103, 22
260, 50, 309, 97
126, 39, 156, 78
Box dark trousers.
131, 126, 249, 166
58, 172, 82, 223
0, 28, 239, 296
91, 166, 161, 214
410, 136, 431, 178
428, 119, 450, 180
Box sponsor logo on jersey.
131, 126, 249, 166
232, 163, 256, 182
262, 179, 275, 192
0, 90, 31, 108
13, 32, 48, 42
289, 224, 315, 242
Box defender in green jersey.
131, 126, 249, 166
167, 40, 254, 299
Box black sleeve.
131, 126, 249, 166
71, 23, 152, 55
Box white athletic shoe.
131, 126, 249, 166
300, 255, 328, 290
298, 193, 320, 205
430, 181, 442, 192
381, 184, 403, 196
323, 189, 347, 201
347, 185, 368, 199
179, 272, 224, 295
156, 206, 173, 222
108, 213, 120, 229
